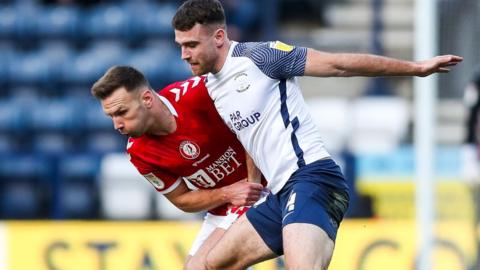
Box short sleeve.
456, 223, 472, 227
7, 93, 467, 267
129, 154, 182, 194
233, 41, 307, 79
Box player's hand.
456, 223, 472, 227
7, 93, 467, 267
222, 180, 264, 206
416, 55, 463, 77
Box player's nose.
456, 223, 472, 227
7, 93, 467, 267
113, 117, 124, 131
181, 47, 191, 60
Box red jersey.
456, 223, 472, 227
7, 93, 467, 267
127, 76, 246, 216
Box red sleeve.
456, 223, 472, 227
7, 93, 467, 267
129, 154, 182, 194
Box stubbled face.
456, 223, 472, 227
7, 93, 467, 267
101, 87, 149, 138
175, 23, 220, 75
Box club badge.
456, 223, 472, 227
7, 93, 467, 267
179, 140, 200, 159
234, 72, 250, 92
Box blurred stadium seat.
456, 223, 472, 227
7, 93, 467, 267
0, 43, 15, 88
307, 97, 350, 153
99, 153, 153, 219
57, 153, 100, 219
128, 43, 176, 88
128, 2, 176, 41
12, 3, 38, 44
86, 132, 125, 154
84, 99, 113, 131
61, 41, 129, 87
166, 52, 192, 83
82, 5, 131, 41
28, 98, 80, 133
0, 6, 16, 40
0, 154, 52, 219
0, 134, 17, 154
0, 181, 40, 219
8, 49, 51, 87
35, 5, 80, 41
155, 191, 202, 220
0, 98, 27, 135
36, 42, 75, 90
348, 97, 409, 154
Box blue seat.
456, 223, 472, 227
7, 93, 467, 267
86, 131, 126, 154
58, 182, 98, 219
36, 42, 75, 89
0, 6, 17, 39
0, 44, 16, 88
12, 3, 39, 43
82, 5, 131, 41
57, 154, 101, 219
128, 43, 174, 87
28, 98, 79, 133
84, 99, 113, 131
31, 133, 73, 155
0, 134, 18, 154
0, 181, 40, 219
166, 53, 192, 83
0, 98, 27, 134
129, 3, 176, 40
0, 155, 52, 219
61, 42, 129, 86
36, 6, 80, 40
8, 50, 51, 87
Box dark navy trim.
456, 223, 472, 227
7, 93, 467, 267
291, 117, 306, 167
278, 79, 306, 168
279, 79, 289, 128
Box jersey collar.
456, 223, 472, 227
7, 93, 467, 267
157, 94, 178, 117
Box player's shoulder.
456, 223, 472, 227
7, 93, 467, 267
158, 76, 206, 94
232, 41, 297, 58
157, 76, 207, 104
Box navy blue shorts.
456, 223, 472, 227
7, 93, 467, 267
246, 158, 350, 255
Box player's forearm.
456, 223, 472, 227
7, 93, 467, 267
171, 189, 229, 213
305, 49, 420, 77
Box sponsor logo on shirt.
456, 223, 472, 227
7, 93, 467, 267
179, 140, 200, 160
233, 72, 250, 92
229, 111, 261, 131
185, 146, 242, 188
270, 41, 294, 52
143, 173, 165, 190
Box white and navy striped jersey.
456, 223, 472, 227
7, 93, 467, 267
206, 41, 330, 194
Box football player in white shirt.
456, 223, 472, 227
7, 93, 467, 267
172, 1, 463, 269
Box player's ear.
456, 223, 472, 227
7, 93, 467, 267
141, 89, 154, 109
213, 28, 226, 47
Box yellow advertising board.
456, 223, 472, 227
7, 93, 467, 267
2, 220, 477, 270
4, 221, 278, 270
357, 179, 475, 220
330, 220, 476, 270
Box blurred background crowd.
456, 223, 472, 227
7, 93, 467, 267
0, 0, 479, 229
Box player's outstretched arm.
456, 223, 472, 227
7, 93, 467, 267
304, 49, 463, 77
164, 178, 263, 212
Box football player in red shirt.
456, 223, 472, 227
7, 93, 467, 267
91, 66, 265, 266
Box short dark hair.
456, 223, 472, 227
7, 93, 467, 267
91, 66, 151, 100
172, 0, 226, 31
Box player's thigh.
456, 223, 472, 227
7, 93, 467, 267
206, 215, 276, 269
283, 223, 334, 270
185, 228, 226, 270
188, 213, 228, 256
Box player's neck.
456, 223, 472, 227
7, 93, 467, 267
149, 98, 177, 136
212, 39, 231, 74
